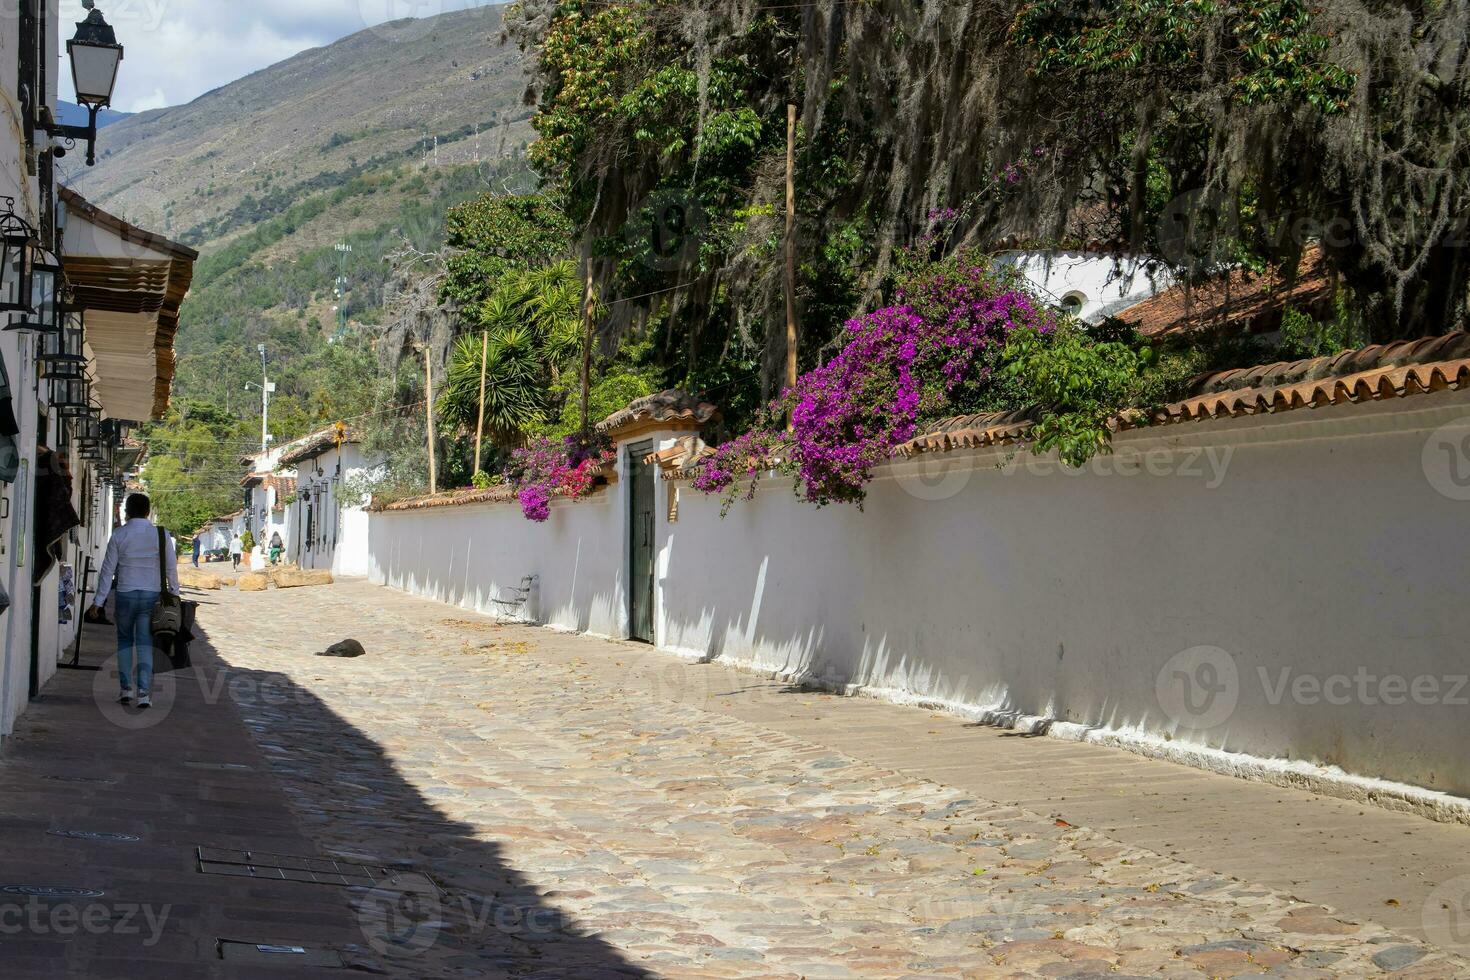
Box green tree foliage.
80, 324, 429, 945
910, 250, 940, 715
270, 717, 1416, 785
441, 194, 573, 307
436, 260, 585, 444
139, 400, 255, 535
511, 0, 1470, 347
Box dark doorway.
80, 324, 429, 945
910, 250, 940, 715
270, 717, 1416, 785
627, 440, 655, 643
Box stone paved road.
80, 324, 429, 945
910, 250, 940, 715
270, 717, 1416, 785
191, 581, 1468, 978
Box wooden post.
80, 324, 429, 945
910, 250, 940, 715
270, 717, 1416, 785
784, 103, 799, 403
424, 346, 438, 495
580, 248, 596, 435
473, 329, 489, 475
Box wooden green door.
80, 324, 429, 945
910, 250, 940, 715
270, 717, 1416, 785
627, 440, 656, 643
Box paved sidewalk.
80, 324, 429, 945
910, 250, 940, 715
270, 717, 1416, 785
3, 578, 1470, 977
0, 595, 373, 977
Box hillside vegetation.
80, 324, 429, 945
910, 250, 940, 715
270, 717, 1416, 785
70, 6, 536, 533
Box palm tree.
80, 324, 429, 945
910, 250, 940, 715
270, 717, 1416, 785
435, 259, 587, 446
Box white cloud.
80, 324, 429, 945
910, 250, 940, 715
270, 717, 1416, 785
57, 0, 500, 112
127, 87, 169, 113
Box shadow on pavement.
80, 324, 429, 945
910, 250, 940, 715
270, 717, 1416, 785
0, 595, 649, 979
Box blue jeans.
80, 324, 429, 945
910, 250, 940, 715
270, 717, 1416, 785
116, 590, 160, 696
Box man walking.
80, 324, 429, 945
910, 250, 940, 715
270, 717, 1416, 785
229, 532, 243, 570
192, 533, 201, 568
90, 494, 180, 709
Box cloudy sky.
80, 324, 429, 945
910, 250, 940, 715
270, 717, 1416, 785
59, 1, 496, 114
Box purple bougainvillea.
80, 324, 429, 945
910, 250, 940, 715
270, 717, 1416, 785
506, 435, 615, 522
696, 255, 1055, 509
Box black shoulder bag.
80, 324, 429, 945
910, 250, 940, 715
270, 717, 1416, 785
150, 527, 183, 639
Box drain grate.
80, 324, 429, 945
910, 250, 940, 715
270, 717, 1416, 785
1, 885, 105, 899
47, 830, 140, 843
217, 940, 345, 967
196, 848, 436, 891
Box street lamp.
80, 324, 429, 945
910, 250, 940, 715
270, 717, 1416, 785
6, 250, 63, 334
0, 199, 37, 313
49, 2, 124, 167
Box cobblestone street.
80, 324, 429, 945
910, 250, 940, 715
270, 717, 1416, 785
4, 579, 1470, 977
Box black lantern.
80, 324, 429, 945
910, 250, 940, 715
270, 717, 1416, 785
73, 414, 102, 445
60, 394, 102, 420
7, 251, 62, 333
44, 3, 125, 168
50, 374, 92, 412
40, 313, 86, 371
0, 199, 36, 313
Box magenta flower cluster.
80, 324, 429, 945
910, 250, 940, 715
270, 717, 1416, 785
696, 258, 1054, 508
507, 435, 614, 522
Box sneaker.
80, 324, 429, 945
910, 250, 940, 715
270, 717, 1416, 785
118, 691, 132, 705
137, 695, 152, 710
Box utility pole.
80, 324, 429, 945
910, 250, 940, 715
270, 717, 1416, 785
784, 103, 799, 402
334, 242, 353, 339
424, 346, 438, 495
474, 329, 489, 476
580, 245, 596, 435
258, 343, 272, 453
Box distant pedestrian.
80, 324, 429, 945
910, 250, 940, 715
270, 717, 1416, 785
91, 494, 180, 710
229, 533, 243, 570
191, 534, 201, 568
269, 531, 283, 566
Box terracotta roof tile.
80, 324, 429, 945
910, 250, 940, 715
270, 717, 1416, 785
1116, 246, 1333, 337
895, 332, 1470, 458
895, 408, 1044, 457
279, 425, 356, 466
597, 390, 719, 438
371, 485, 519, 512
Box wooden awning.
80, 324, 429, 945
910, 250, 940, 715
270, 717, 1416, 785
59, 186, 198, 421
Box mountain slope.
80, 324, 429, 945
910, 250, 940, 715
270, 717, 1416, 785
57, 100, 129, 129
67, 5, 532, 253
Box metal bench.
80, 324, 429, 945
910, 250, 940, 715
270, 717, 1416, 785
491, 575, 537, 623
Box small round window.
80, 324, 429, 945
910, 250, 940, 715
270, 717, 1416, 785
1059, 292, 1087, 317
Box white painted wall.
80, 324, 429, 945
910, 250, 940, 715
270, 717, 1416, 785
992, 250, 1172, 324
288, 443, 381, 577
366, 396, 1470, 803
0, 6, 57, 740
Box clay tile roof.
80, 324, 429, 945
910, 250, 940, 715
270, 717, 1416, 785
1116, 245, 1333, 338
895, 407, 1044, 457
1146, 332, 1470, 425
895, 332, 1470, 458
597, 390, 719, 438
279, 425, 356, 466
369, 485, 520, 513
263, 474, 296, 497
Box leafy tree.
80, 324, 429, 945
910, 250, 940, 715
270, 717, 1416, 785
441, 194, 573, 308
436, 260, 587, 445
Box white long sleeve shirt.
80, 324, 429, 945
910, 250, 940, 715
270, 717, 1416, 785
94, 518, 180, 606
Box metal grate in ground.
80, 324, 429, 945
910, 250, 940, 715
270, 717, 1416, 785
195, 847, 435, 890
